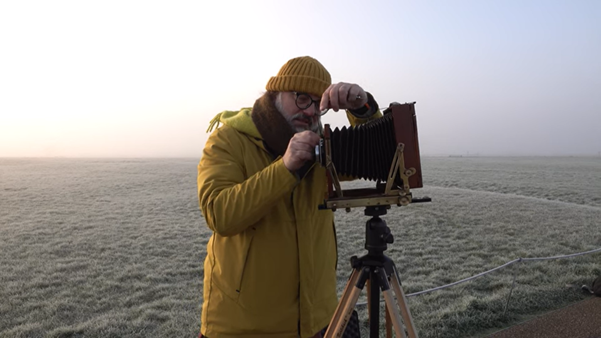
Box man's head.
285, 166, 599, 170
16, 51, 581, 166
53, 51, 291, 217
266, 56, 331, 133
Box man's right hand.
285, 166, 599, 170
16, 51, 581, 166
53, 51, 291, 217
282, 131, 320, 172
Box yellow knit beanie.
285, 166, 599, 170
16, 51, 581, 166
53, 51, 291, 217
265, 56, 332, 97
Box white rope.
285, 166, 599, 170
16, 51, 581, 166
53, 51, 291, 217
520, 247, 601, 262
406, 259, 521, 297
354, 246, 601, 307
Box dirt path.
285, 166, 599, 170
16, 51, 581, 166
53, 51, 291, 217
487, 297, 601, 338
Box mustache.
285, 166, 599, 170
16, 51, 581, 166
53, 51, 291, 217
290, 113, 314, 124
288, 113, 320, 133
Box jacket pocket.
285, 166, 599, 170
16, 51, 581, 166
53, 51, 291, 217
210, 229, 256, 302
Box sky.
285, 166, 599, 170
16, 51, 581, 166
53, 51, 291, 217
1, 0, 600, 158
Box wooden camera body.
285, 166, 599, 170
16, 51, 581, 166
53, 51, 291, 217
317, 102, 423, 211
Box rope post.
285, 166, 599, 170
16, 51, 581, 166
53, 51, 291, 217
503, 258, 522, 317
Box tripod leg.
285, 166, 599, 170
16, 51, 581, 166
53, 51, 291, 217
382, 289, 407, 338
376, 268, 407, 338
326, 268, 360, 337
325, 267, 368, 338
369, 269, 381, 338
366, 278, 371, 326
390, 267, 418, 338
385, 306, 392, 338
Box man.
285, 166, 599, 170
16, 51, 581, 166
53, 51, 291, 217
197, 56, 380, 338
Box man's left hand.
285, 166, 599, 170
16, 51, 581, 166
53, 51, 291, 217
319, 82, 368, 112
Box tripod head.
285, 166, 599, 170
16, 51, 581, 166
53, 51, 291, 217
364, 205, 394, 255
361, 198, 430, 256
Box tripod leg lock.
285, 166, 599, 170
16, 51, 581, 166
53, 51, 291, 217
375, 267, 391, 291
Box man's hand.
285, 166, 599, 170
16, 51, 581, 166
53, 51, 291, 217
282, 131, 320, 172
319, 82, 368, 112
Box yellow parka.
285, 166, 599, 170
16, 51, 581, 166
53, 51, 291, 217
198, 109, 379, 338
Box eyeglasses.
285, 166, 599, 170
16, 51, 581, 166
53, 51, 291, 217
294, 92, 329, 116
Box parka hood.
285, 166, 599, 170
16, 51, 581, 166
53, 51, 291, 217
207, 108, 261, 139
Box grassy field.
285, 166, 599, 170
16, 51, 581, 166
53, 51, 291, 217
1, 157, 600, 337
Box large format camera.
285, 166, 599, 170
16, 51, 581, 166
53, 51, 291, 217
316, 102, 425, 211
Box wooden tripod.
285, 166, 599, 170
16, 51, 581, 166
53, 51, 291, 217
324, 206, 418, 338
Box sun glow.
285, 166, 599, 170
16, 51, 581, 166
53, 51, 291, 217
2, 1, 600, 157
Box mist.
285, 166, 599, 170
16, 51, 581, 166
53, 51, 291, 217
1, 1, 599, 158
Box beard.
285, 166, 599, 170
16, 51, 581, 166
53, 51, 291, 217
275, 93, 320, 133
286, 113, 319, 133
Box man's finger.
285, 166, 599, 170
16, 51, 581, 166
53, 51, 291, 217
296, 130, 320, 141
329, 84, 340, 111
320, 86, 331, 111
337, 83, 352, 108
348, 85, 362, 102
